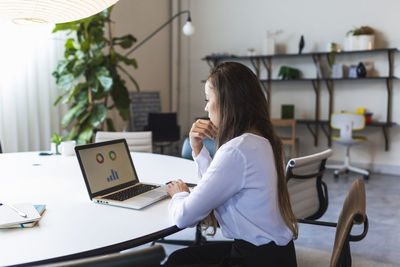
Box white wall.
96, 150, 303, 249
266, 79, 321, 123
110, 0, 171, 129
177, 0, 400, 173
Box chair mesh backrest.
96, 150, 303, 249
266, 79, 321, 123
286, 149, 332, 219
330, 179, 366, 267
95, 131, 152, 153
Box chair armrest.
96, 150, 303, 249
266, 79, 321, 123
298, 219, 337, 228
321, 180, 329, 209
299, 216, 368, 243
349, 216, 369, 242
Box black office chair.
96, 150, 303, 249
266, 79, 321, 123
145, 112, 180, 154
0, 141, 2, 153
42, 245, 166, 267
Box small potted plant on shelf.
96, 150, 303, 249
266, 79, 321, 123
345, 25, 375, 51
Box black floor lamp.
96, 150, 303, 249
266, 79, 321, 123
125, 9, 194, 136
124, 10, 194, 57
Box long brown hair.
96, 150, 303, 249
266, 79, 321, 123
203, 62, 298, 239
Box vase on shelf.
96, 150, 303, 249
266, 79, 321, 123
356, 62, 367, 78
262, 32, 275, 55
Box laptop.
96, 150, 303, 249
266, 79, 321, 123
75, 139, 169, 210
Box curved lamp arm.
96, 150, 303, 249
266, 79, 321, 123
124, 10, 194, 57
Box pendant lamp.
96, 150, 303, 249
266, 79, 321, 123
0, 0, 119, 24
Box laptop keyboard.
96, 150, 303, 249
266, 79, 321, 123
104, 184, 159, 201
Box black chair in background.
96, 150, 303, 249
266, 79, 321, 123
145, 112, 180, 154
0, 141, 2, 153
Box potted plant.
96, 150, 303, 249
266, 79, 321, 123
50, 132, 63, 154
52, 6, 139, 145
345, 26, 375, 51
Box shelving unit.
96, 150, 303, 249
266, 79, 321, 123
202, 48, 398, 150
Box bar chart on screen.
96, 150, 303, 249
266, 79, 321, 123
106, 169, 119, 182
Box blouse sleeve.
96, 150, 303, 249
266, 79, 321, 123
193, 145, 213, 178
169, 145, 246, 228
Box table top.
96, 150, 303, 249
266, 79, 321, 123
0, 152, 196, 266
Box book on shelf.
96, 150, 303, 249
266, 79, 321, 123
0, 204, 46, 229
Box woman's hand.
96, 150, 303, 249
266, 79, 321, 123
166, 179, 190, 197
189, 119, 217, 156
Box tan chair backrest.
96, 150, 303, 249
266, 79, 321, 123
272, 119, 296, 158
286, 149, 332, 220
330, 179, 367, 267
95, 131, 152, 153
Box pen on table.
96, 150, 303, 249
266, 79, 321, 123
0, 203, 27, 218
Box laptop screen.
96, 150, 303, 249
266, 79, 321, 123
76, 140, 138, 195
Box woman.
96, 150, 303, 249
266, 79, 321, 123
165, 62, 298, 266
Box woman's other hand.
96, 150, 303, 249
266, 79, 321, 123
189, 119, 217, 156
166, 179, 190, 197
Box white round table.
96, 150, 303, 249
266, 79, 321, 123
0, 152, 196, 266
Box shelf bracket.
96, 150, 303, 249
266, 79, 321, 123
311, 79, 320, 146
312, 54, 323, 78
261, 57, 272, 78
321, 123, 330, 142
206, 59, 218, 68
324, 79, 334, 147
382, 126, 390, 151
326, 53, 333, 67
386, 78, 393, 125
304, 122, 318, 141
250, 58, 261, 78
260, 81, 269, 99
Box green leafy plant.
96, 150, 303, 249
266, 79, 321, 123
328, 42, 337, 68
50, 132, 63, 155
51, 132, 63, 145
278, 66, 300, 80
52, 7, 138, 144
346, 26, 374, 36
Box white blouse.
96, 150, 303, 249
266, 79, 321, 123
168, 133, 293, 246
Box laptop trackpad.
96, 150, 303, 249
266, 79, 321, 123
141, 188, 168, 199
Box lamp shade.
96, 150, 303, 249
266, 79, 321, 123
182, 21, 195, 36
0, 0, 119, 24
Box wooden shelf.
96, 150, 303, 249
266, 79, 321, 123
202, 48, 398, 150
202, 48, 399, 61
260, 77, 398, 83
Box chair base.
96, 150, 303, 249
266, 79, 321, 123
326, 157, 369, 179
326, 146, 370, 179
329, 165, 370, 180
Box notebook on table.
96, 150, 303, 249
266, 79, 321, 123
0, 203, 41, 228
75, 139, 169, 210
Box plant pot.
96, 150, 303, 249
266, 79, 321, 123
50, 142, 60, 155
358, 35, 375, 50
344, 35, 375, 51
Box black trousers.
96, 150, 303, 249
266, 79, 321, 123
164, 239, 297, 267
